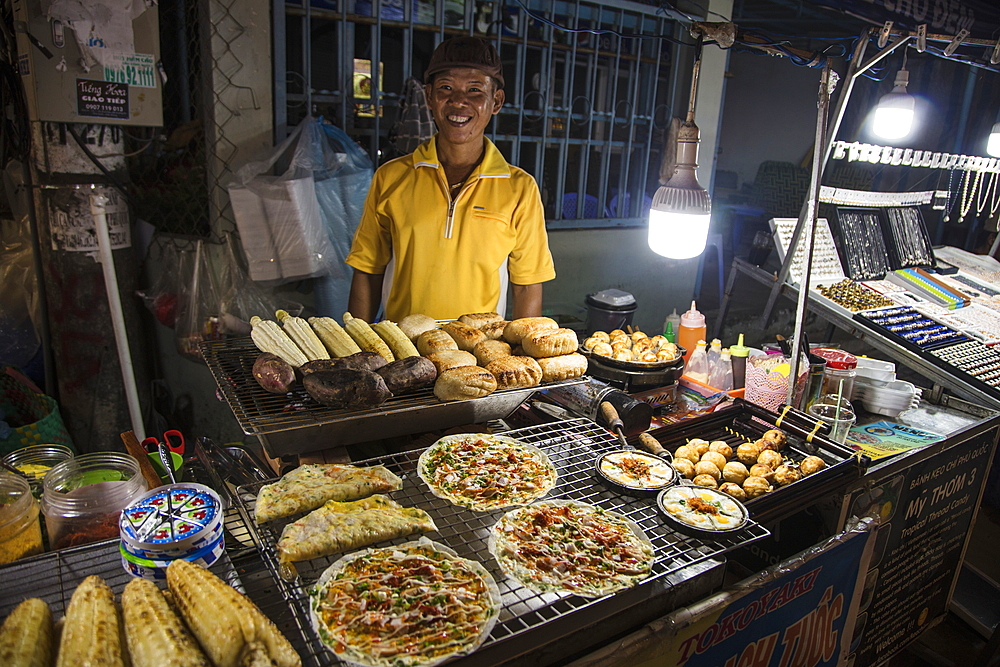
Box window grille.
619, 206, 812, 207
276, 0, 691, 227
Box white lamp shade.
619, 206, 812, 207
988, 122, 1000, 158
872, 92, 915, 140
648, 209, 711, 259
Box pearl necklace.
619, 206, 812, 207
958, 169, 983, 223
976, 171, 997, 215
943, 168, 957, 223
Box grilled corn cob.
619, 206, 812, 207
275, 310, 329, 361
121, 578, 211, 667
0, 598, 53, 667
214, 578, 301, 667
57, 575, 126, 667
371, 320, 420, 359
308, 316, 362, 357
343, 312, 395, 362
250, 316, 308, 367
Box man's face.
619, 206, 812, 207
425, 67, 504, 148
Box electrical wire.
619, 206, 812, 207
65, 124, 135, 208
507, 0, 695, 46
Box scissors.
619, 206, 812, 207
141, 429, 186, 456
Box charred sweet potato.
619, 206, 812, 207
252, 353, 295, 393
337, 351, 389, 373
303, 368, 392, 408
376, 356, 438, 395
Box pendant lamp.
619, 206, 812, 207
872, 59, 915, 141
648, 38, 711, 260
988, 121, 1000, 158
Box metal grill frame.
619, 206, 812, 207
234, 417, 769, 666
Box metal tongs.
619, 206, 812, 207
599, 401, 672, 462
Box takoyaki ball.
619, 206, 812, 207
610, 341, 631, 354
701, 451, 728, 470
632, 338, 653, 355
722, 461, 750, 485
760, 429, 787, 451
749, 463, 775, 483
590, 331, 611, 343
773, 464, 802, 486
708, 441, 733, 460
631, 330, 648, 342
694, 460, 722, 481
799, 456, 827, 476
609, 329, 628, 341
693, 474, 719, 488
649, 335, 667, 349
672, 458, 696, 480
639, 351, 658, 363
656, 349, 678, 362
582, 337, 602, 351
742, 476, 772, 498
736, 442, 762, 466
757, 449, 784, 470
719, 482, 748, 501
612, 349, 634, 362
689, 439, 711, 457
674, 444, 701, 465
591, 342, 614, 357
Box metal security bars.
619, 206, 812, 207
276, 0, 692, 228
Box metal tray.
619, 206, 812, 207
233, 418, 770, 667
200, 337, 585, 453
578, 344, 685, 371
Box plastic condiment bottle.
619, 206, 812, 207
664, 322, 676, 343
686, 339, 711, 384
678, 301, 706, 362
663, 309, 682, 341
730, 333, 750, 390
712, 349, 734, 391
707, 338, 722, 369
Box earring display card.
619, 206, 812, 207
935, 304, 1000, 345
929, 340, 1000, 393
882, 207, 935, 269
769, 217, 846, 287
835, 208, 890, 281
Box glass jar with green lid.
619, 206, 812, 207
0, 471, 44, 563
41, 452, 147, 550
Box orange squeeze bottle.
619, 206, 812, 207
678, 301, 707, 363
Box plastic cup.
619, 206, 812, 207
808, 401, 857, 444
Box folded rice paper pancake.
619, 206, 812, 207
255, 464, 403, 523
277, 495, 437, 563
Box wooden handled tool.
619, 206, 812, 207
599, 401, 629, 449
121, 430, 164, 490
637, 432, 671, 459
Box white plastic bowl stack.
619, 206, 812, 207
854, 378, 921, 418
852, 357, 896, 392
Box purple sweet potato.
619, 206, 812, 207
376, 356, 438, 395
303, 368, 392, 408
253, 353, 296, 393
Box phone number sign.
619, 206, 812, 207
76, 79, 129, 120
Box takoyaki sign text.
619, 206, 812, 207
76, 79, 129, 120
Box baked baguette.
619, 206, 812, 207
442, 321, 488, 352
479, 320, 510, 340
503, 317, 558, 345
458, 312, 504, 329
398, 314, 438, 341
487, 356, 543, 390
522, 328, 579, 358
474, 339, 512, 366
416, 329, 460, 356
434, 366, 498, 402
536, 353, 589, 382
427, 350, 477, 374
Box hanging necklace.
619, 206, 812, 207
943, 168, 958, 223
977, 171, 998, 215
959, 170, 983, 223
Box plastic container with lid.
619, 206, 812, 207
41, 452, 148, 551
3, 444, 74, 498
0, 472, 44, 564
663, 309, 682, 341
811, 348, 859, 401
730, 334, 750, 389
678, 301, 707, 363
584, 289, 637, 335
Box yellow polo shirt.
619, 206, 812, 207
346, 136, 556, 321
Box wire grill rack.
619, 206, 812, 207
201, 337, 584, 439
234, 418, 770, 666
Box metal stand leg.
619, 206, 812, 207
713, 259, 741, 339
972, 622, 1000, 667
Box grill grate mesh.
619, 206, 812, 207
235, 418, 770, 665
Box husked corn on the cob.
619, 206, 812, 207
371, 320, 420, 359
343, 312, 395, 362
121, 578, 211, 667
0, 598, 53, 667
250, 316, 309, 367
166, 559, 302, 667
275, 310, 329, 361
57, 575, 126, 667
308, 317, 362, 357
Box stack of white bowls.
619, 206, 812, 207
854, 378, 920, 418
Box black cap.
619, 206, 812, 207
424, 36, 504, 89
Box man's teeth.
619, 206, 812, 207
448, 115, 471, 124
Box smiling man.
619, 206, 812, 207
345, 36, 556, 322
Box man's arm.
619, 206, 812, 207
510, 282, 543, 319
348, 269, 385, 321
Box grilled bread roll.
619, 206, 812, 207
487, 356, 543, 390
503, 317, 558, 345
427, 350, 477, 374
536, 353, 589, 382
442, 321, 488, 352
522, 328, 579, 358
434, 366, 498, 402
479, 320, 510, 340
458, 312, 503, 329
397, 313, 438, 340
416, 329, 459, 356
474, 339, 512, 366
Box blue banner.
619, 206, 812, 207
808, 0, 1000, 43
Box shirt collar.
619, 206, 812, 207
412, 136, 512, 178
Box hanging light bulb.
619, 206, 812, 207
648, 38, 711, 260
988, 121, 1000, 158
872, 66, 915, 141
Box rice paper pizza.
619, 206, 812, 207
255, 464, 403, 523
489, 499, 655, 598
309, 539, 501, 667
417, 433, 558, 512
